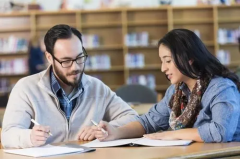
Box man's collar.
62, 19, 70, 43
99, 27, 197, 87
51, 70, 62, 95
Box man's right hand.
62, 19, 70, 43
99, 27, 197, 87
30, 125, 50, 147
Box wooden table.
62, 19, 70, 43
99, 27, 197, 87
1, 141, 240, 159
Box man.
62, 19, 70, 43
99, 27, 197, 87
1, 24, 138, 148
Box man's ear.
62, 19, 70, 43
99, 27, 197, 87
45, 51, 53, 65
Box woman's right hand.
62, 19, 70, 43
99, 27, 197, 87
94, 121, 119, 141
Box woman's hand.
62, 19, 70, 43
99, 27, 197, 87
143, 128, 203, 142
94, 121, 119, 141
143, 131, 178, 140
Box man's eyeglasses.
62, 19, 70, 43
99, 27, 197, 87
51, 48, 88, 68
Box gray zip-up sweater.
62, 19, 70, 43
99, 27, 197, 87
1, 66, 138, 148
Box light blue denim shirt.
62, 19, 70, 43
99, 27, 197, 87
138, 77, 240, 143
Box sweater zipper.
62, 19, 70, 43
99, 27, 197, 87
39, 85, 69, 141
53, 96, 69, 141
68, 92, 83, 139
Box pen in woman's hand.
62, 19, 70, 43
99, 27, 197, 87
91, 119, 108, 135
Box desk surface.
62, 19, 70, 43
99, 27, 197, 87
1, 141, 240, 159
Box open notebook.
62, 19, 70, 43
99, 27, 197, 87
4, 144, 95, 157
82, 138, 193, 148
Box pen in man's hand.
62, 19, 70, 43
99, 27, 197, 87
91, 119, 108, 135
31, 119, 53, 136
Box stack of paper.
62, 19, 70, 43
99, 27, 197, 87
4, 144, 85, 157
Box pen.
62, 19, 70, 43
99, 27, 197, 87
91, 119, 108, 134
31, 119, 53, 136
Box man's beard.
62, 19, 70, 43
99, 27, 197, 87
53, 63, 84, 87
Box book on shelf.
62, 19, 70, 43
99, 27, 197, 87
85, 54, 111, 70
0, 36, 28, 54
125, 32, 149, 47
127, 74, 156, 90
82, 34, 100, 48
0, 78, 10, 94
217, 50, 231, 65
0, 58, 28, 75
218, 28, 240, 44
125, 53, 145, 68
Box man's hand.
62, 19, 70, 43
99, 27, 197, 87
78, 126, 97, 141
30, 125, 50, 147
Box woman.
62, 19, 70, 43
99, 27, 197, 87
94, 29, 240, 143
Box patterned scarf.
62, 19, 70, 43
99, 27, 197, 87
169, 76, 211, 130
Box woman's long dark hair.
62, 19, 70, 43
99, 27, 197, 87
158, 29, 240, 91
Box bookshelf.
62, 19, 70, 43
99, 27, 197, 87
0, 13, 30, 107
217, 6, 240, 69
0, 5, 240, 103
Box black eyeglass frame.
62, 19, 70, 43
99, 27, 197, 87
51, 47, 88, 68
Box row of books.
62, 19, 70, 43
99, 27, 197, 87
0, 78, 10, 94
85, 54, 111, 70
127, 74, 156, 90
80, 30, 200, 49
0, 59, 28, 74
0, 36, 28, 53
65, 0, 240, 11
125, 53, 145, 68
82, 34, 100, 48
125, 32, 149, 47
216, 50, 231, 65
218, 28, 240, 44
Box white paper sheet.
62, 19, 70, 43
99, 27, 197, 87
82, 138, 192, 148
4, 144, 84, 157
82, 139, 138, 148
132, 138, 193, 147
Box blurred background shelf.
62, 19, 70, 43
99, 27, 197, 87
82, 22, 122, 28
218, 18, 240, 23
128, 65, 160, 70
85, 45, 123, 51
0, 27, 31, 32
0, 52, 28, 56
85, 66, 124, 72
173, 19, 213, 24
0, 5, 240, 107
219, 43, 239, 46
0, 73, 29, 78
127, 20, 168, 26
